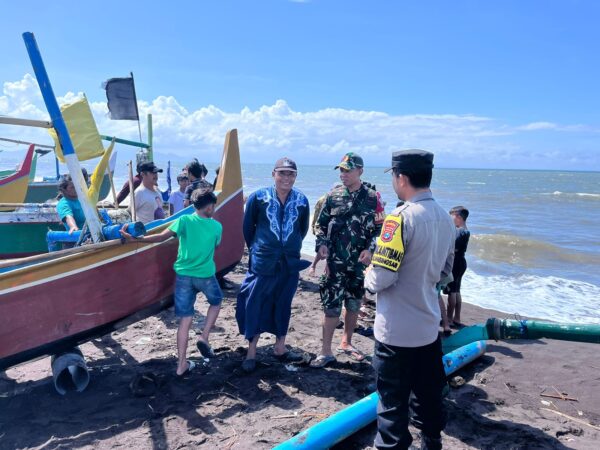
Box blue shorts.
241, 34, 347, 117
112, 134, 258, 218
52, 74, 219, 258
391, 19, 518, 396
174, 274, 223, 317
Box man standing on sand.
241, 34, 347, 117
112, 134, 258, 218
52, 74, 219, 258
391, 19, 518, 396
311, 152, 383, 368
236, 157, 310, 373
365, 150, 455, 450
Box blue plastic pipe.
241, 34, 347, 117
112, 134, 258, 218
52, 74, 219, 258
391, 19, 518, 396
273, 340, 487, 450
47, 222, 146, 251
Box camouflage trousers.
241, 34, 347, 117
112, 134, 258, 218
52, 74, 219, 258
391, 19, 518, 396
319, 263, 365, 318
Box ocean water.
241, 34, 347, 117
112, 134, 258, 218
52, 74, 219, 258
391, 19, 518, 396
240, 165, 600, 325
4, 152, 599, 324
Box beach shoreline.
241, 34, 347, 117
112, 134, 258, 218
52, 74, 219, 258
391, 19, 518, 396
1, 254, 599, 449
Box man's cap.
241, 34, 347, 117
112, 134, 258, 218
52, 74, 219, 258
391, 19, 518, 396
274, 157, 297, 172
384, 149, 434, 173
335, 152, 364, 171
138, 162, 163, 173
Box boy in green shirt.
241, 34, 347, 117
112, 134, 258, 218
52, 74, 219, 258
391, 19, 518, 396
121, 189, 223, 376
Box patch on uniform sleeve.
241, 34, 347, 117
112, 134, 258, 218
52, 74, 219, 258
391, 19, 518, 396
372, 215, 405, 271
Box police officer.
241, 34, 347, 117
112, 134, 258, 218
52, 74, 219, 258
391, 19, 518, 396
311, 152, 383, 368
365, 150, 455, 450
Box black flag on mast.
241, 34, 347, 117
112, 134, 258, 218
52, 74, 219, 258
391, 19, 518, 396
103, 74, 140, 120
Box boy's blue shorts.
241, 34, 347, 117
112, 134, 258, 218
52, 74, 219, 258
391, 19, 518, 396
174, 274, 223, 317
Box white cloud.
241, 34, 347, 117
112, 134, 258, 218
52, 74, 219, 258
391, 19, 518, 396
1, 74, 599, 171
518, 121, 558, 131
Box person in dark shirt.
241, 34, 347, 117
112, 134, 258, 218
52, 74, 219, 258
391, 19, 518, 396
445, 206, 470, 328
183, 160, 212, 208
115, 162, 142, 205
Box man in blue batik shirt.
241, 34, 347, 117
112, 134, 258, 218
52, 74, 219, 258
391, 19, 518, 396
236, 157, 310, 373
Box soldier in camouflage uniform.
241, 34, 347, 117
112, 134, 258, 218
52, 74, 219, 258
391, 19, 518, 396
310, 152, 383, 368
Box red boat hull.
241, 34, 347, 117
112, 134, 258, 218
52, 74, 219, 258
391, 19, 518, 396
0, 128, 246, 370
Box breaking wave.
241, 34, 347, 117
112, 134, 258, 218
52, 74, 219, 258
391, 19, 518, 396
462, 270, 600, 324
469, 234, 600, 267
541, 191, 600, 201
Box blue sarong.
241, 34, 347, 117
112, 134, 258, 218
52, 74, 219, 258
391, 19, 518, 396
235, 264, 300, 340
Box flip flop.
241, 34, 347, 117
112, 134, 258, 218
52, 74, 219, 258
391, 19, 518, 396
336, 346, 366, 361
309, 354, 336, 368
242, 359, 256, 373
176, 360, 197, 377
196, 339, 215, 358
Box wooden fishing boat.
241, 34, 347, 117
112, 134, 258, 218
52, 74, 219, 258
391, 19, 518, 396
0, 149, 115, 258
0, 129, 244, 370
0, 145, 35, 210
23, 174, 111, 203
0, 207, 64, 259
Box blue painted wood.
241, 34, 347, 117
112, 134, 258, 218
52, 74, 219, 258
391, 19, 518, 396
22, 33, 77, 158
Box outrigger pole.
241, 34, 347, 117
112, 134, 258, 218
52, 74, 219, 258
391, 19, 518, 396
22, 32, 104, 243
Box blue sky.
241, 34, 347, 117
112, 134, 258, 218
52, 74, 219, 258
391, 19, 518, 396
1, 1, 599, 170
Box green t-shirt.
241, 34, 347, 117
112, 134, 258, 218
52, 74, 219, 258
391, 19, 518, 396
169, 214, 222, 278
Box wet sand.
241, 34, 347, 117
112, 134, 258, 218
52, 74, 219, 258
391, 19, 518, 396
1, 255, 599, 449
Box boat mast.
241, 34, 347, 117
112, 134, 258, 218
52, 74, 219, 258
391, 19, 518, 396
22, 32, 104, 243
147, 114, 153, 162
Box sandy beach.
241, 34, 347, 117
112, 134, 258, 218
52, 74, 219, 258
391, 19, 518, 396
1, 254, 599, 450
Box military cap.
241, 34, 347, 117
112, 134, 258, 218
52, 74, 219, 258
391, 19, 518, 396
335, 152, 364, 170
274, 157, 298, 172
384, 149, 434, 173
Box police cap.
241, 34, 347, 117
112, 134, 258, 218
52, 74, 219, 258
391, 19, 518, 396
383, 149, 434, 173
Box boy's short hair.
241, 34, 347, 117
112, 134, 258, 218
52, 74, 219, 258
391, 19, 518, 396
191, 188, 217, 210
176, 173, 189, 182
450, 206, 469, 221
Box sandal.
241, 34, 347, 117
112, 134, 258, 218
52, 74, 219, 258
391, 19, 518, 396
242, 359, 256, 373
309, 354, 336, 368
176, 360, 197, 377
336, 346, 366, 361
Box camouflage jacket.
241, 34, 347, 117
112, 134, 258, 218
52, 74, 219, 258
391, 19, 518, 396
314, 184, 383, 268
